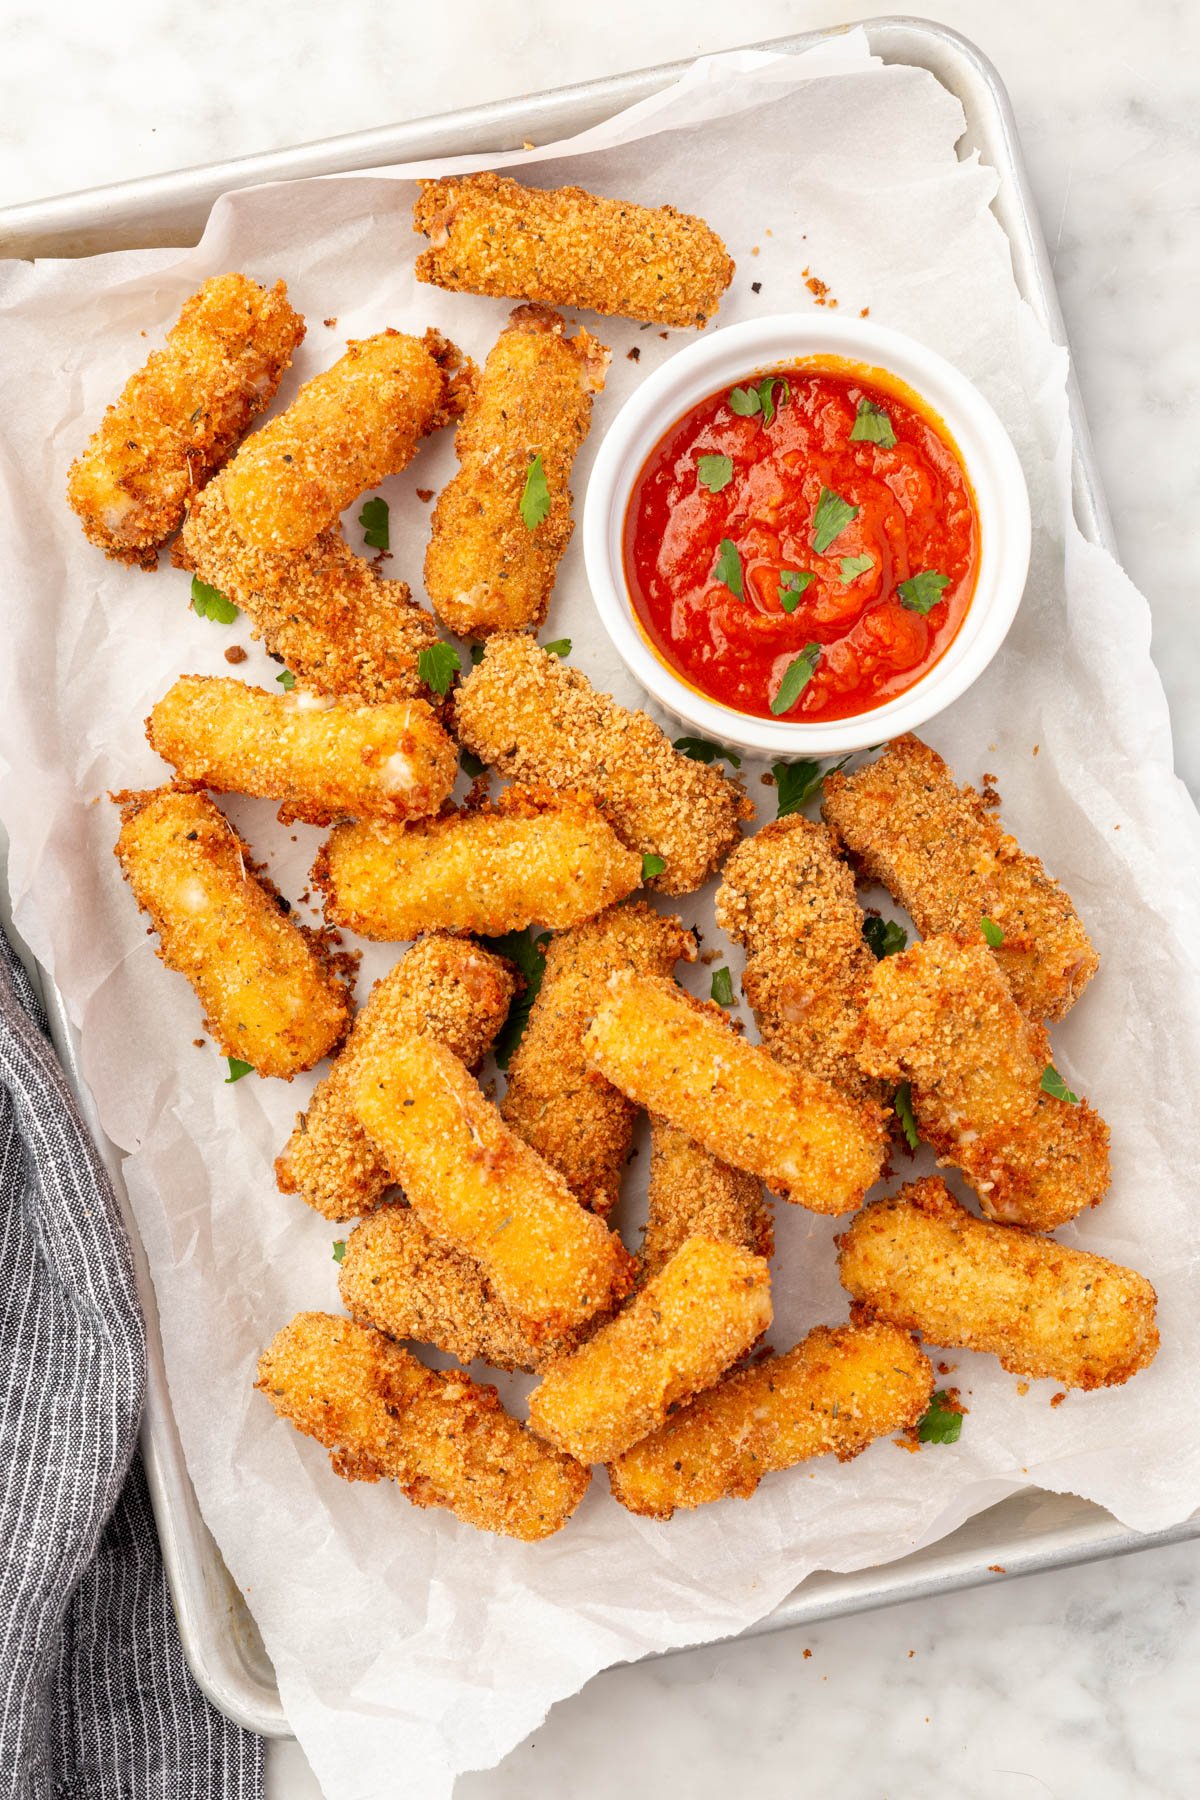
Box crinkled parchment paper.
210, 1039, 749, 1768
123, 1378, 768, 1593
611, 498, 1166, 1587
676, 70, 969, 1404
2, 31, 1199, 1800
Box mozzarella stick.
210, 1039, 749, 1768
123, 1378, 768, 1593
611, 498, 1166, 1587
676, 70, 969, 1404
715, 816, 883, 1107
276, 935, 517, 1220
823, 734, 1098, 1021
528, 1237, 771, 1464
500, 903, 695, 1219
222, 328, 467, 551
425, 306, 608, 637
454, 633, 752, 894
67, 273, 304, 567
860, 935, 1110, 1230
414, 172, 734, 329
315, 783, 641, 940
339, 1203, 553, 1373
256, 1313, 588, 1540
641, 1118, 773, 1282
838, 1178, 1158, 1391
584, 972, 887, 1214
609, 1322, 934, 1518
113, 787, 350, 1078
351, 1035, 635, 1339
175, 482, 443, 707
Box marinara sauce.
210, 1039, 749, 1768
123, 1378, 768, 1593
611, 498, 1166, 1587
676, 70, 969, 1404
623, 360, 979, 723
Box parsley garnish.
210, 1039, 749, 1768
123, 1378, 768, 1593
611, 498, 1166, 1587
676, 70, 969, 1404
1041, 1065, 1079, 1105
332, 1240, 346, 1264
416, 642, 461, 697
894, 1081, 919, 1150
771, 754, 851, 817
770, 643, 822, 716
460, 748, 486, 778
191, 577, 238, 624
812, 488, 859, 555
542, 638, 571, 658
520, 454, 551, 530
276, 669, 296, 691
917, 1392, 962, 1445
863, 917, 907, 960
849, 397, 897, 448
710, 967, 734, 1006
897, 570, 950, 614
981, 916, 1004, 948
697, 454, 733, 493
225, 1058, 253, 1083
728, 376, 790, 424
358, 495, 390, 551
838, 553, 874, 582
714, 538, 744, 599
673, 736, 742, 769
469, 643, 485, 666
641, 853, 666, 881
778, 569, 815, 613
481, 928, 552, 1069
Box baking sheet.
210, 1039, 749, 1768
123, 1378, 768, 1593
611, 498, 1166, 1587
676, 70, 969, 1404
2, 25, 1199, 1799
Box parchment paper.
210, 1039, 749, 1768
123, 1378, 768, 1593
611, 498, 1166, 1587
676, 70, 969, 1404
2, 32, 1200, 1800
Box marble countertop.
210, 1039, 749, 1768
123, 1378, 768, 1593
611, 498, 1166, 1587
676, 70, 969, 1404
6, 2, 1196, 1795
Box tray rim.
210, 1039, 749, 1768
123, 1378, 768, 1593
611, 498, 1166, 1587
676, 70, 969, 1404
4, 13, 1189, 1743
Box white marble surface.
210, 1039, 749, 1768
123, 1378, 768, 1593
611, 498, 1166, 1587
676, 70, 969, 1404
5, 2, 1197, 1795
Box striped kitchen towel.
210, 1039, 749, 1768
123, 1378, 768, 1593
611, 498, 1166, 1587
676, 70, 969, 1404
0, 929, 263, 1799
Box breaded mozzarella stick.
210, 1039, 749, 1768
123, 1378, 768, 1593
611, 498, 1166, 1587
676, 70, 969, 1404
500, 903, 695, 1219
823, 734, 1098, 1021
414, 172, 734, 328
256, 1313, 588, 1540
276, 935, 516, 1220
315, 784, 641, 940
860, 935, 1110, 1230
351, 1035, 635, 1339
838, 1178, 1158, 1391
147, 676, 457, 825
113, 788, 350, 1078
425, 306, 608, 637
609, 1322, 934, 1518
641, 1119, 773, 1282
67, 273, 304, 567
223, 328, 467, 551
528, 1236, 772, 1465
454, 634, 752, 894
584, 972, 887, 1215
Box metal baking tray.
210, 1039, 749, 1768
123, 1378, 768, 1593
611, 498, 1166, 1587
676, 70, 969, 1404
3, 15, 1194, 1742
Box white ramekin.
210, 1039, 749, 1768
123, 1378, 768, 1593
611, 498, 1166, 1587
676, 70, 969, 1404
582, 314, 1031, 760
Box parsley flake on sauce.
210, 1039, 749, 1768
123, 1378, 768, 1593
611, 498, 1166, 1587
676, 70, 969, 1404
769, 642, 822, 716
812, 487, 859, 555
480, 928, 552, 1070
849, 397, 897, 448
778, 569, 815, 613
358, 495, 390, 551
838, 553, 874, 583
696, 453, 733, 493
674, 736, 742, 769
894, 1080, 920, 1150
224, 1058, 253, 1084
191, 577, 238, 624
1041, 1065, 1080, 1105
981, 916, 1004, 948
917, 1392, 963, 1445
710, 967, 734, 1006
714, 538, 744, 599
897, 570, 950, 614
863, 917, 907, 960
417, 642, 462, 697
727, 377, 789, 424
641, 853, 667, 881
519, 454, 551, 530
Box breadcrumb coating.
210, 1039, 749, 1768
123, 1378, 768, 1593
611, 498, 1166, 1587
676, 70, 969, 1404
256, 1312, 588, 1540
608, 1321, 934, 1518
641, 1118, 774, 1281
454, 633, 751, 894
147, 676, 457, 826
67, 273, 304, 567
314, 782, 642, 940
175, 481, 442, 706
584, 971, 888, 1214
528, 1236, 772, 1464
860, 934, 1110, 1230
113, 787, 350, 1078
350, 1034, 635, 1340
716, 816, 884, 1107
501, 902, 695, 1219
413, 172, 734, 329
223, 328, 468, 552
425, 305, 608, 637
823, 735, 1099, 1022
276, 935, 516, 1220
838, 1178, 1158, 1391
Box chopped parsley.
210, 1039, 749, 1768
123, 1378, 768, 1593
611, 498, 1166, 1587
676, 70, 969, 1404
710, 967, 734, 1006
849, 397, 897, 448
728, 377, 789, 424
519, 454, 551, 530
770, 642, 822, 716
981, 916, 1004, 948
542, 638, 571, 658
224, 1058, 253, 1084
812, 487, 859, 555
696, 453, 734, 493
332, 1240, 346, 1264
416, 641, 461, 696
863, 917, 907, 960
673, 736, 742, 769
480, 928, 552, 1070
641, 853, 666, 881
358, 495, 390, 551
714, 538, 744, 599
191, 577, 238, 624
771, 754, 851, 817
275, 669, 296, 691
894, 1080, 919, 1150
897, 570, 950, 614
469, 643, 485, 666
459, 748, 486, 778
778, 569, 815, 613
1041, 1065, 1080, 1105
917, 1392, 963, 1445
838, 553, 874, 583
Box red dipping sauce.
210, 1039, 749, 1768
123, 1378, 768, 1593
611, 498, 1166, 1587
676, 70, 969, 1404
623, 360, 980, 723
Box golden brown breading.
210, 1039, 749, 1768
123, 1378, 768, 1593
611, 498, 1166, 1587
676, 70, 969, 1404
640, 1118, 774, 1281
425, 306, 608, 637
175, 481, 443, 707
528, 1236, 772, 1464
859, 934, 1110, 1230
113, 787, 350, 1078
67, 274, 304, 567
256, 1312, 588, 1540
715, 816, 884, 1106
413, 172, 734, 329
454, 633, 752, 894
147, 676, 457, 826
276, 935, 516, 1220
608, 1321, 934, 1518
223, 328, 468, 552
500, 903, 695, 1220
351, 1034, 635, 1340
583, 972, 888, 1214
837, 1178, 1158, 1391
314, 783, 642, 940
823, 735, 1098, 1021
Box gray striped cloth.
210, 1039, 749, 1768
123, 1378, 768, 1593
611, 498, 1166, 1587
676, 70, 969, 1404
0, 930, 263, 1799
